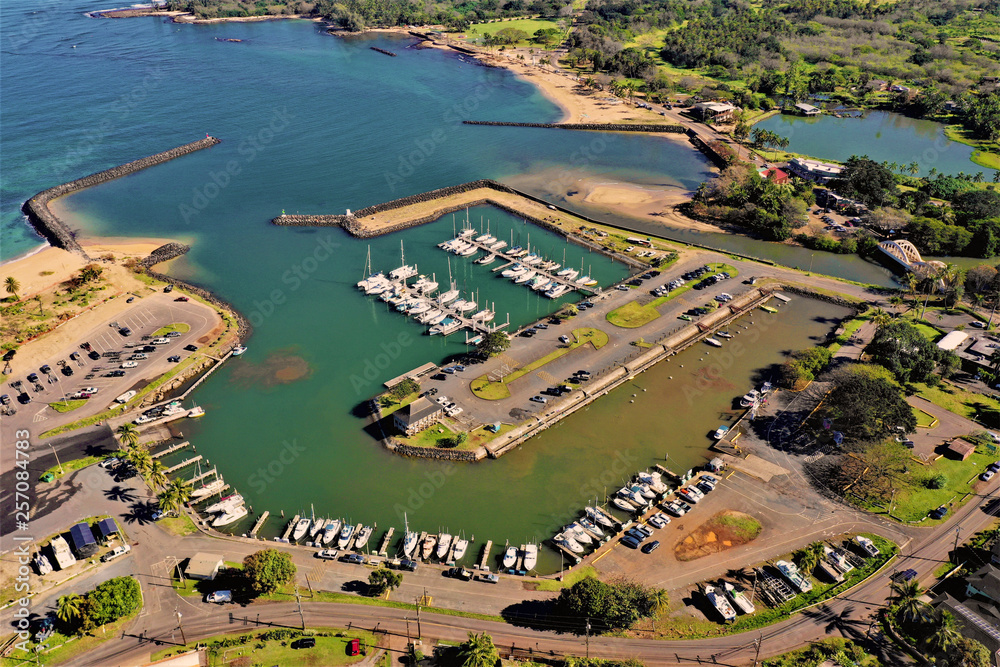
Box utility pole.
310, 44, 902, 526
753, 631, 763, 667
294, 588, 305, 630
953, 527, 961, 563
175, 608, 187, 645
48, 443, 64, 475
415, 594, 423, 639
585, 619, 591, 659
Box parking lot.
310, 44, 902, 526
1, 291, 222, 431
418, 259, 749, 428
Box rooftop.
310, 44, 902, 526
186, 552, 223, 578
396, 397, 442, 425
937, 330, 970, 351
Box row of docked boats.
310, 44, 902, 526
739, 381, 772, 409
551, 498, 629, 555
411, 530, 471, 563
501, 542, 539, 571
704, 580, 756, 622
286, 514, 376, 551
204, 493, 249, 527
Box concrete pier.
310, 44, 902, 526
282, 515, 300, 541
378, 527, 394, 556
186, 467, 217, 485
165, 454, 202, 474
478, 540, 492, 570
250, 511, 269, 537
152, 441, 189, 459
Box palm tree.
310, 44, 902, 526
157, 479, 193, 513
57, 593, 83, 623
4, 276, 20, 301
906, 273, 919, 308
33, 294, 43, 316
871, 307, 891, 329
147, 459, 169, 489
888, 295, 905, 314
457, 632, 499, 667
891, 579, 930, 624
126, 447, 153, 478
116, 423, 140, 449
794, 542, 824, 575
989, 348, 1000, 373
908, 162, 919, 175
925, 610, 961, 653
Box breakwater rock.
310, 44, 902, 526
140, 242, 190, 269
370, 46, 397, 56
463, 120, 685, 133
22, 136, 221, 258
387, 439, 481, 461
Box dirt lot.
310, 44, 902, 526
674, 510, 763, 561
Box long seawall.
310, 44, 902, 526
463, 120, 685, 133
21, 136, 222, 258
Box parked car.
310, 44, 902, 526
529, 395, 547, 404
621, 535, 641, 549
641, 540, 661, 554
292, 637, 316, 649
184, 344, 199, 352
101, 544, 132, 562
119, 327, 132, 336
347, 639, 361, 656
340, 553, 365, 564
982, 470, 995, 482
205, 590, 232, 604
315, 549, 339, 560
478, 573, 499, 583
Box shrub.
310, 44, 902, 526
926, 473, 947, 489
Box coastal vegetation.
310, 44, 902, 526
761, 638, 882, 667
150, 627, 380, 666
555, 575, 668, 632
56, 577, 142, 636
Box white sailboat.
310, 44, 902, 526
514, 270, 536, 284
554, 532, 584, 554
213, 504, 248, 527
402, 514, 418, 558
586, 506, 615, 528
389, 240, 417, 280
205, 494, 243, 514
471, 308, 494, 322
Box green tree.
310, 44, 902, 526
476, 331, 511, 358
865, 320, 947, 383
368, 567, 403, 597
86, 576, 142, 626
827, 364, 917, 440
4, 276, 20, 301
387, 377, 419, 402
870, 307, 891, 329
126, 447, 153, 477
926, 610, 961, 654
57, 593, 83, 624
116, 423, 140, 449
243, 549, 296, 596
157, 479, 192, 513
831, 156, 898, 208
944, 638, 992, 667
793, 542, 824, 575
457, 631, 499, 667
147, 459, 169, 489
891, 579, 930, 624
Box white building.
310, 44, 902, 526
786, 158, 843, 183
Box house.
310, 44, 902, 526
946, 439, 976, 461
932, 592, 1000, 666
967, 564, 1000, 604
393, 397, 444, 436
759, 167, 790, 184
992, 536, 1000, 566
793, 102, 820, 116
787, 158, 843, 184
95, 517, 120, 543
866, 79, 889, 91
937, 330, 969, 352
690, 101, 737, 122
68, 522, 99, 558
185, 552, 224, 581
944, 100, 961, 112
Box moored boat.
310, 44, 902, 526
565, 522, 593, 545
586, 506, 614, 528
514, 270, 536, 284
205, 493, 243, 513
705, 584, 737, 622
337, 523, 355, 549
421, 533, 437, 560
579, 517, 604, 538
741, 389, 760, 407
722, 581, 756, 614
453, 538, 468, 560
191, 478, 226, 500
436, 533, 452, 560
354, 525, 373, 549
522, 543, 538, 570
554, 532, 584, 554
475, 254, 496, 265
503, 545, 518, 568
310, 517, 326, 539
231, 345, 247, 356
705, 338, 723, 347
291, 516, 312, 541
612, 497, 639, 513
321, 519, 342, 546
213, 504, 248, 527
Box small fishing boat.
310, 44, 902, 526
521, 543, 538, 570
291, 516, 312, 541
310, 517, 326, 539
586, 506, 614, 528
554, 533, 584, 554
776, 560, 813, 593
436, 533, 452, 560
231, 345, 247, 356
503, 545, 518, 568
354, 525, 373, 549
453, 538, 468, 560
337, 523, 355, 549
402, 514, 418, 558
713, 425, 730, 439
421, 533, 437, 560
579, 517, 604, 538
759, 381, 773, 394
723, 581, 756, 615
716, 331, 733, 339
705, 584, 737, 622
321, 519, 342, 545
565, 523, 593, 545
612, 496, 639, 513
213, 504, 248, 527
475, 254, 496, 265
741, 389, 760, 407
705, 338, 722, 347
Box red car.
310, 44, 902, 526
347, 638, 360, 656
175, 296, 189, 302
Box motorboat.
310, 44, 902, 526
490, 240, 507, 250
723, 581, 756, 614
428, 318, 459, 335
638, 471, 668, 494
417, 309, 443, 324
190, 478, 227, 500
438, 288, 460, 304
453, 538, 468, 560
633, 483, 656, 500
425, 312, 448, 326
354, 525, 373, 549
713, 425, 730, 440
514, 270, 536, 285
337, 523, 355, 549
412, 276, 438, 293
389, 264, 417, 280
231, 346, 247, 356
531, 278, 553, 292
205, 494, 243, 514
565, 522, 593, 545
291, 516, 312, 541
503, 545, 518, 569
586, 506, 614, 528
612, 497, 640, 513
705, 338, 723, 347
357, 272, 385, 291
471, 309, 494, 322
545, 284, 572, 299
579, 517, 604, 538
458, 245, 478, 257
704, 585, 737, 622
522, 253, 542, 265
741, 390, 761, 407
717, 331, 733, 339
366, 280, 391, 296
521, 543, 538, 570
421, 533, 437, 560
824, 546, 854, 574
554, 532, 584, 554
476, 254, 496, 265
556, 267, 577, 277
35, 554, 53, 576
408, 301, 431, 316
618, 486, 646, 506
502, 264, 525, 278
855, 535, 880, 557
321, 519, 342, 546
436, 533, 453, 560
310, 517, 326, 539
775, 560, 813, 593
213, 504, 248, 527
453, 299, 476, 312
760, 381, 773, 394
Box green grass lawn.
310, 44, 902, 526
41, 454, 107, 480
159, 514, 198, 537
150, 628, 377, 666
48, 399, 87, 413
889, 448, 995, 523
532, 565, 597, 591
912, 406, 938, 428
607, 264, 737, 329
153, 322, 191, 336
914, 381, 1000, 428
378, 390, 418, 418
471, 327, 608, 400
462, 17, 568, 47
2, 612, 139, 667
397, 422, 456, 449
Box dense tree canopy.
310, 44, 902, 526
831, 156, 898, 209
243, 549, 296, 595
865, 320, 952, 383
827, 364, 916, 440
556, 576, 667, 631
85, 577, 142, 627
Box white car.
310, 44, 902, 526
316, 549, 339, 560
435, 396, 450, 406
80, 387, 98, 395
100, 544, 131, 562
129, 354, 148, 361
151, 338, 171, 345
205, 590, 232, 604
446, 407, 463, 417
120, 361, 138, 369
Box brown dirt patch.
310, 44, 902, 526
229, 347, 311, 388
674, 510, 762, 562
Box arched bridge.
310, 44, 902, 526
877, 240, 946, 274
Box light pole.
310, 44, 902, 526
48, 443, 64, 475
809, 253, 815, 273
952, 527, 961, 563
175, 608, 187, 645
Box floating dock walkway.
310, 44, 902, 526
378, 527, 394, 556
478, 540, 493, 569
250, 511, 269, 537
365, 274, 501, 337
165, 455, 202, 474
186, 466, 217, 485
282, 515, 300, 541
152, 441, 189, 459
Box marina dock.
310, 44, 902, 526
378, 527, 394, 556
165, 454, 202, 474
362, 271, 499, 337
478, 540, 492, 570
654, 465, 683, 484
282, 515, 300, 541
592, 505, 619, 529
250, 511, 269, 537
348, 523, 363, 550
186, 466, 217, 485
152, 441, 189, 459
